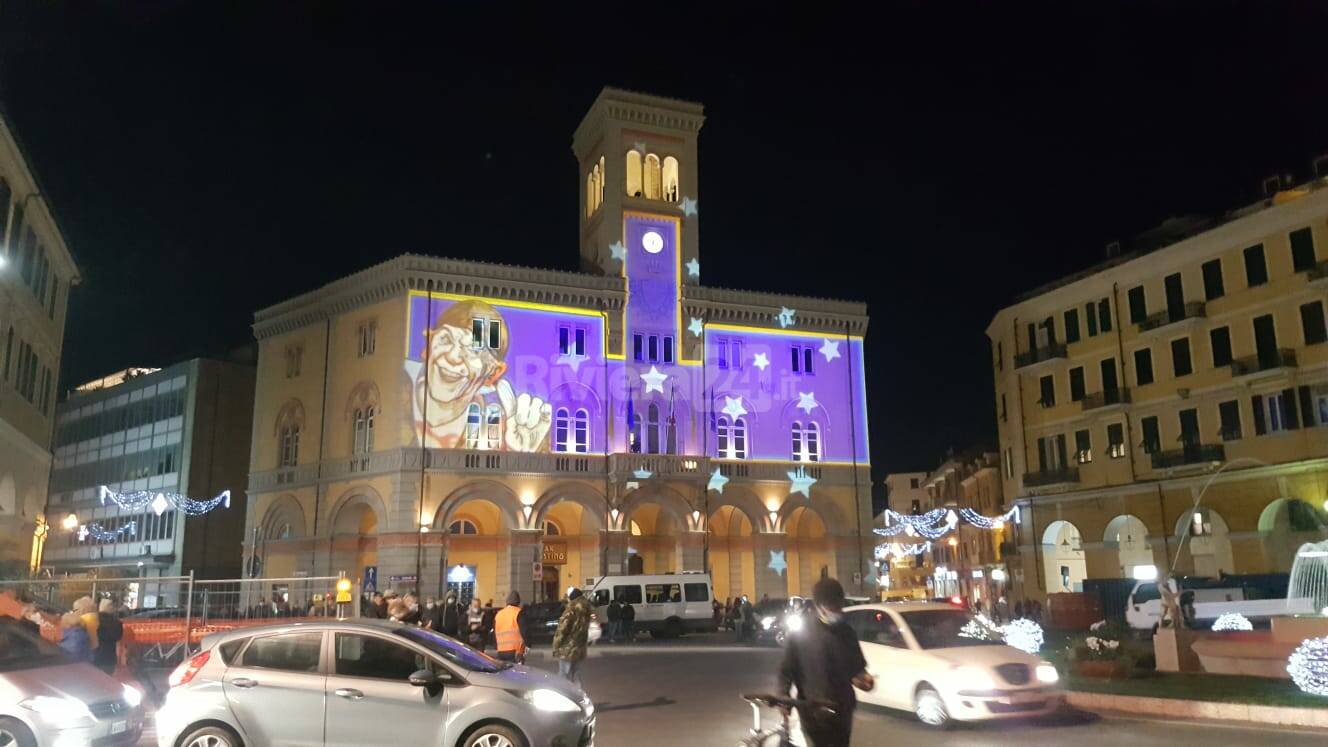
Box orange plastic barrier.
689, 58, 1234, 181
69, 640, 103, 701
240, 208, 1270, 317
123, 616, 328, 645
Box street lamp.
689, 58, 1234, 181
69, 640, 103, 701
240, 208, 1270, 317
61, 513, 79, 531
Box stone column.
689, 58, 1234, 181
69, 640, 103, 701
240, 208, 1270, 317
599, 530, 629, 576
833, 537, 868, 596
678, 532, 706, 572
505, 530, 543, 603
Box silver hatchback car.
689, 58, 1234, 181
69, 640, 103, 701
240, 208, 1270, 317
155, 619, 594, 747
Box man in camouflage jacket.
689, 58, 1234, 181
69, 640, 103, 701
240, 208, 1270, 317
552, 586, 594, 684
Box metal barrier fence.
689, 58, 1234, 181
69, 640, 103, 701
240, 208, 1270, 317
0, 573, 360, 666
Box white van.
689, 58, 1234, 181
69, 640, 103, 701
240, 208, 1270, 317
585, 572, 717, 638
1125, 580, 1244, 630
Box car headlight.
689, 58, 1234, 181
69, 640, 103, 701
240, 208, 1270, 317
953, 666, 996, 691
1036, 663, 1060, 684
525, 688, 582, 712
785, 615, 804, 632
19, 695, 93, 725
122, 683, 143, 708
761, 616, 775, 630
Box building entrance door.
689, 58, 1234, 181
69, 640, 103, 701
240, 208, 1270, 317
627, 553, 644, 575
445, 564, 477, 607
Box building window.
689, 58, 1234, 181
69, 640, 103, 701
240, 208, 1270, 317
558, 324, 587, 357
484, 403, 502, 449
279, 426, 300, 467
1171, 337, 1193, 377
791, 421, 821, 463
449, 519, 478, 535
1000, 393, 1007, 422
544, 520, 561, 536
1064, 308, 1080, 344
1098, 298, 1112, 333
715, 337, 743, 370
285, 345, 303, 378
553, 407, 591, 453
996, 341, 1003, 371
633, 334, 643, 361
472, 318, 502, 351
1219, 400, 1242, 441
1068, 367, 1085, 402
464, 403, 482, 448
1085, 302, 1098, 336
1134, 348, 1154, 386
625, 150, 642, 197
1003, 448, 1014, 478
1301, 301, 1328, 345
357, 321, 377, 357
648, 335, 659, 362
662, 335, 674, 364
662, 156, 679, 202
1291, 227, 1317, 273
1074, 429, 1092, 464
1210, 326, 1233, 367
790, 344, 814, 374
1253, 391, 1298, 435
1244, 244, 1268, 287
1127, 285, 1147, 325
1107, 423, 1126, 458
644, 153, 662, 200
573, 408, 589, 453
716, 415, 748, 459
1038, 374, 1055, 408
1140, 416, 1160, 454
1202, 258, 1225, 300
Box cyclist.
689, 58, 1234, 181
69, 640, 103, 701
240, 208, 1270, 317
777, 577, 874, 747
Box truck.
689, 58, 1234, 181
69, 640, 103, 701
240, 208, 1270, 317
1124, 577, 1314, 630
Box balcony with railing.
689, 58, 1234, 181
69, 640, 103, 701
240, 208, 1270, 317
1137, 302, 1206, 334
1022, 467, 1080, 488
1307, 261, 1328, 287
1014, 343, 1068, 370
1231, 349, 1297, 377
1150, 443, 1225, 470
1081, 388, 1131, 411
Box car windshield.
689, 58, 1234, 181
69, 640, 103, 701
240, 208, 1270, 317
901, 609, 1004, 649
0, 620, 69, 672
754, 599, 789, 616
395, 627, 505, 673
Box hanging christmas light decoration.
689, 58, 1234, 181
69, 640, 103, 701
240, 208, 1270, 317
874, 541, 932, 560
1288, 636, 1328, 696
99, 486, 231, 516
1211, 613, 1253, 632
959, 506, 1020, 530
80, 521, 137, 542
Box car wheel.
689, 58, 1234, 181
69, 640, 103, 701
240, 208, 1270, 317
914, 685, 951, 728
0, 717, 37, 747
181, 724, 243, 747
464, 724, 527, 747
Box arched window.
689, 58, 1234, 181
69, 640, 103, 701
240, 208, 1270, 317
464, 403, 482, 449
449, 519, 478, 535
626, 150, 643, 197
732, 417, 747, 459
353, 409, 366, 454
662, 156, 679, 203
352, 406, 375, 455
544, 520, 561, 536
598, 156, 606, 205
644, 154, 662, 200
554, 407, 571, 452
279, 425, 300, 467
717, 416, 748, 460
586, 173, 595, 218
573, 408, 590, 453
365, 406, 375, 452
484, 403, 502, 449
717, 415, 731, 457
646, 403, 661, 454
792, 421, 821, 463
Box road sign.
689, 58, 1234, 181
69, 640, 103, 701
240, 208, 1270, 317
363, 566, 378, 593
335, 577, 353, 604
533, 562, 543, 577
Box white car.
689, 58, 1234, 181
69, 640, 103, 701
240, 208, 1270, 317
845, 602, 1062, 727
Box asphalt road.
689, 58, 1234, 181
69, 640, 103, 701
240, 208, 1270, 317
137, 636, 1328, 746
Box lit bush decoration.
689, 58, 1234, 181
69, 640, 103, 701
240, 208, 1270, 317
1002, 618, 1044, 654
1211, 612, 1253, 632
1287, 636, 1328, 696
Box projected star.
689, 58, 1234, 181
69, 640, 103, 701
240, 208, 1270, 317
819, 338, 841, 362
609, 241, 626, 263
752, 352, 770, 371
633, 141, 647, 154
685, 257, 700, 278
688, 317, 704, 337
707, 468, 729, 494
787, 468, 818, 497
633, 469, 653, 480
777, 307, 796, 328
640, 365, 668, 394
796, 391, 818, 414
721, 396, 747, 419
680, 197, 698, 216
768, 550, 788, 577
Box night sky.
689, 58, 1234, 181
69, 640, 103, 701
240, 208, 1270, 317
2, 3, 1326, 483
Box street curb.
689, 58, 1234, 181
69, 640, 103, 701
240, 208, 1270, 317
1065, 691, 1328, 730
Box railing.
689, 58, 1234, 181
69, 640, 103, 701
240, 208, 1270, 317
1138, 302, 1206, 332
1014, 343, 1068, 369
1150, 443, 1225, 469
1231, 349, 1297, 376
1308, 261, 1328, 281
1081, 388, 1131, 411
1022, 468, 1080, 487
608, 453, 707, 478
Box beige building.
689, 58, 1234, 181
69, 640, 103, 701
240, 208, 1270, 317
919, 452, 1007, 605
242, 89, 875, 610
0, 111, 80, 576
988, 175, 1328, 602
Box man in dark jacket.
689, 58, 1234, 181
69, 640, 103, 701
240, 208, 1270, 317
94, 599, 123, 675
431, 590, 464, 637
778, 577, 874, 747
606, 599, 621, 643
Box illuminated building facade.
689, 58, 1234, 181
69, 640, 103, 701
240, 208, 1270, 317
0, 111, 80, 576
242, 88, 874, 605
989, 174, 1328, 601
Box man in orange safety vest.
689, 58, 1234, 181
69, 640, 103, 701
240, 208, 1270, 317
494, 591, 527, 663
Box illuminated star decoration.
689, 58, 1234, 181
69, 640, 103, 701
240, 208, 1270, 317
752, 352, 770, 371
768, 550, 788, 577
819, 338, 841, 362
796, 391, 818, 414
685, 258, 700, 278
707, 468, 729, 493
633, 469, 654, 480
609, 241, 627, 264
680, 197, 698, 217
776, 307, 796, 328
721, 395, 748, 419
788, 468, 818, 497
640, 365, 668, 394
633, 141, 647, 154
688, 317, 704, 337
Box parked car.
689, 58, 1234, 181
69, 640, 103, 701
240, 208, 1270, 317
845, 602, 1062, 727
753, 598, 806, 645
0, 617, 145, 747
155, 618, 595, 747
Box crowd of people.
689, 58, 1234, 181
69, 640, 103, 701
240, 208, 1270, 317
16, 595, 125, 674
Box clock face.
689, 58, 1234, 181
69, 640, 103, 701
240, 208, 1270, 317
642, 230, 664, 254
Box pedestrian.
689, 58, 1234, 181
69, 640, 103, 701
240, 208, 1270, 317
400, 593, 423, 625
94, 599, 123, 675
423, 597, 438, 628
740, 596, 756, 643
552, 586, 593, 684
778, 577, 875, 747
467, 598, 487, 650
72, 597, 100, 652
620, 596, 635, 642
712, 598, 723, 629
58, 612, 91, 661
18, 603, 42, 637
606, 598, 622, 643
494, 591, 528, 664
482, 600, 497, 648
437, 590, 463, 637
722, 598, 733, 631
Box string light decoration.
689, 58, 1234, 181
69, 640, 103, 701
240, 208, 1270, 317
959, 506, 1019, 529
875, 506, 1020, 541
80, 521, 137, 542
99, 486, 231, 516
1001, 618, 1044, 654
1287, 636, 1328, 696
874, 542, 932, 560
1211, 613, 1253, 632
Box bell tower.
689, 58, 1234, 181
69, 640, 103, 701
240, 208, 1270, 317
572, 88, 704, 282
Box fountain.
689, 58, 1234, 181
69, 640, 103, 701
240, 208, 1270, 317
1287, 540, 1328, 616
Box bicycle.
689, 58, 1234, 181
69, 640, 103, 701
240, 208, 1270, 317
737, 693, 837, 747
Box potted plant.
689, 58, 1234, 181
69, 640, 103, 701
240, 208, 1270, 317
1069, 622, 1132, 678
